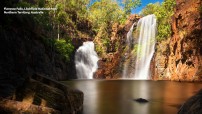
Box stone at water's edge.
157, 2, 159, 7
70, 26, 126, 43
0, 99, 60, 114
134, 98, 149, 103
153, 0, 202, 81
178, 89, 202, 114
0, 74, 84, 114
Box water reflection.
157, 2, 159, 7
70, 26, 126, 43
73, 80, 98, 114
64, 80, 202, 114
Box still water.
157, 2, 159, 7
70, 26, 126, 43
63, 80, 202, 114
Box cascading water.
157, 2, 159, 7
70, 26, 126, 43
123, 14, 157, 79
75, 41, 99, 79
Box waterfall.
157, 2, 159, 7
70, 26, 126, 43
75, 41, 99, 79
123, 14, 157, 79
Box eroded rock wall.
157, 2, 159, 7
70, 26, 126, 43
154, 0, 202, 81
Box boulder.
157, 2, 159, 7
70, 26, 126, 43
178, 89, 202, 114
0, 73, 84, 114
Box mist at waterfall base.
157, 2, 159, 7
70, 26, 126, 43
123, 14, 157, 79
75, 41, 99, 79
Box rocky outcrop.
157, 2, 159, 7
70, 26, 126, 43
154, 0, 202, 81
72, 37, 94, 49
121, 14, 141, 33
178, 89, 202, 114
94, 52, 121, 79
153, 40, 171, 80
0, 73, 83, 114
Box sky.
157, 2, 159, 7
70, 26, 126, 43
88, 0, 164, 14
132, 0, 163, 14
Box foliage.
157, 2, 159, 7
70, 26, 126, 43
38, 0, 45, 7
89, 0, 141, 30
132, 44, 143, 57
14, 0, 141, 56
54, 39, 74, 62
13, 0, 79, 62
140, 3, 161, 16
5, 0, 142, 58
88, 0, 124, 31
132, 44, 139, 56
123, 0, 141, 15
95, 45, 104, 55
42, 38, 74, 62
140, 0, 176, 42
88, 0, 141, 55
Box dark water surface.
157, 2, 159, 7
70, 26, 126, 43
63, 80, 202, 114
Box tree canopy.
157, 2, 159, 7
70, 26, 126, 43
87, 0, 141, 55
140, 0, 176, 42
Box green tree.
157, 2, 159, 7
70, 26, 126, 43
124, 0, 141, 15
54, 39, 74, 62
88, 0, 141, 55
89, 0, 124, 30
88, 0, 124, 55
140, 3, 161, 16
140, 0, 176, 42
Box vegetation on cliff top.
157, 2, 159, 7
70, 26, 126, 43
88, 0, 141, 55
3, 0, 142, 58
3, 0, 91, 62
3, 0, 176, 59
140, 0, 176, 42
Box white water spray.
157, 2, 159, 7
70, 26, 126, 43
123, 14, 157, 79
75, 41, 99, 79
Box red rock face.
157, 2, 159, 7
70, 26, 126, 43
154, 0, 202, 81
94, 52, 121, 79
123, 14, 141, 32
94, 14, 141, 79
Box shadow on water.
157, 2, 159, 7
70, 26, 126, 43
63, 80, 202, 114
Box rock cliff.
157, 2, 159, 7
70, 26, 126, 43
0, 22, 77, 81
154, 0, 202, 81
94, 14, 141, 79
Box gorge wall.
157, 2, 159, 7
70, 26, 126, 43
154, 0, 202, 81
0, 25, 77, 81
1, 1, 86, 112
94, 14, 141, 79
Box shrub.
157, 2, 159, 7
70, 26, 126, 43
54, 39, 74, 62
